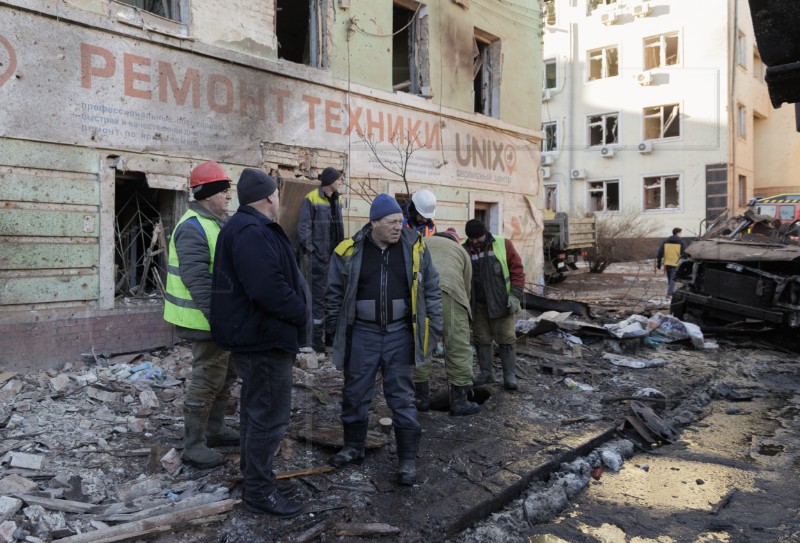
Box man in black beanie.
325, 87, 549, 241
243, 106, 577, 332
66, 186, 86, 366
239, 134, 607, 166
164, 161, 238, 470
297, 166, 345, 352
211, 168, 311, 517
462, 219, 526, 390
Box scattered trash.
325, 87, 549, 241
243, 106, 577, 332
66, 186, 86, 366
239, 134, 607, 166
602, 353, 667, 369
563, 378, 594, 392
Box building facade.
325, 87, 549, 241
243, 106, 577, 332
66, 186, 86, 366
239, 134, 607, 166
540, 0, 800, 237
0, 0, 544, 369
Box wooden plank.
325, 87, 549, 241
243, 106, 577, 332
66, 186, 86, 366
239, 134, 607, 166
0, 242, 98, 270
0, 209, 99, 237
16, 494, 103, 514
53, 499, 237, 543
0, 172, 99, 205
0, 140, 99, 174
0, 274, 98, 305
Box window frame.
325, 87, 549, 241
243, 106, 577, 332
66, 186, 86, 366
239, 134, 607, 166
543, 183, 559, 212
544, 59, 558, 90
643, 32, 680, 70
392, 1, 430, 95
737, 103, 747, 139
586, 111, 620, 148
738, 174, 748, 207
542, 121, 559, 153
586, 178, 621, 213
587, 45, 620, 81
737, 29, 747, 69
473, 28, 502, 118
642, 103, 681, 142
642, 173, 682, 212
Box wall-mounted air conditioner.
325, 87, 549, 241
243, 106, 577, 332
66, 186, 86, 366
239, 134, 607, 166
542, 167, 552, 179
635, 71, 653, 86
541, 154, 554, 166
633, 2, 652, 17
600, 146, 615, 158
601, 10, 618, 25
638, 141, 653, 154
543, 88, 554, 101
570, 168, 586, 180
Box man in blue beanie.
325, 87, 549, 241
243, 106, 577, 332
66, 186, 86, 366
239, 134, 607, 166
325, 194, 443, 486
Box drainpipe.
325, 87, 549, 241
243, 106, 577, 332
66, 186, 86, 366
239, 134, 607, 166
729, 0, 738, 213
567, 21, 576, 215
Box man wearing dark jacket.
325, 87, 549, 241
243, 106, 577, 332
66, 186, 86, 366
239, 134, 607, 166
325, 194, 443, 486
463, 219, 525, 391
164, 161, 238, 470
211, 169, 311, 518
656, 227, 687, 296
297, 166, 345, 352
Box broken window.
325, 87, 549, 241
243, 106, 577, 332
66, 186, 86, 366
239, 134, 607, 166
738, 175, 748, 207
544, 184, 559, 212
544, 59, 557, 90
473, 200, 500, 233
276, 0, 325, 67
737, 104, 747, 139
587, 112, 619, 147
542, 121, 558, 153
117, 0, 182, 21
543, 0, 556, 25
393, 1, 430, 95
643, 174, 680, 211
588, 0, 617, 13
643, 104, 680, 140
473, 29, 502, 117
588, 46, 618, 81
644, 32, 679, 70
114, 172, 179, 299
587, 179, 620, 212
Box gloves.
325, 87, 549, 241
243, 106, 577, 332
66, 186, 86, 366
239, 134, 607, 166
508, 294, 522, 314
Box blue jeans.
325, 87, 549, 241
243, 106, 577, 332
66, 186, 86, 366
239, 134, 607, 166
234, 350, 294, 499
665, 265, 677, 295
342, 327, 419, 430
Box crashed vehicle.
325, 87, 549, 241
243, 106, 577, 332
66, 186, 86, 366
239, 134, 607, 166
670, 209, 800, 329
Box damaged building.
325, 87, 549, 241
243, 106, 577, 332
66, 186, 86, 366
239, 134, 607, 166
0, 0, 544, 369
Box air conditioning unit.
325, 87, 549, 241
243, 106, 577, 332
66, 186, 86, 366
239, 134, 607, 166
600, 145, 615, 158
633, 2, 652, 17
542, 166, 552, 179
601, 10, 618, 25
635, 71, 653, 86
541, 154, 554, 166
638, 141, 653, 154
570, 168, 586, 180
543, 88, 554, 102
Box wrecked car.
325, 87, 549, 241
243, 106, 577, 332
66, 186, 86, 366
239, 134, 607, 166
670, 210, 800, 329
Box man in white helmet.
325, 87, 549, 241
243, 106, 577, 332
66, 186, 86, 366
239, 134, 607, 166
403, 189, 437, 237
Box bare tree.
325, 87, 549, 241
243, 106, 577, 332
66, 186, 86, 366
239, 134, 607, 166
585, 210, 659, 273
349, 129, 424, 202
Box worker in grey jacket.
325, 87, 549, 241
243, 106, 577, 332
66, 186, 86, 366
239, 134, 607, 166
325, 194, 443, 486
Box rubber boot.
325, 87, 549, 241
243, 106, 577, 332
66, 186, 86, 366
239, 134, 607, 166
183, 406, 224, 469
394, 426, 421, 486
205, 398, 240, 447
414, 381, 430, 412
472, 344, 496, 386
329, 421, 368, 467
499, 343, 519, 391
449, 384, 480, 416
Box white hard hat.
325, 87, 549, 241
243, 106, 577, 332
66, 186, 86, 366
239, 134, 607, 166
411, 189, 437, 219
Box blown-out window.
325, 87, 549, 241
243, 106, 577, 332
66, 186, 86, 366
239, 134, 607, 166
588, 46, 619, 81
643, 104, 680, 140
117, 0, 182, 21
644, 33, 679, 70
643, 174, 680, 211
587, 179, 620, 212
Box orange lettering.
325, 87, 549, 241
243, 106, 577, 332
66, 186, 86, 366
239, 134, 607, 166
325, 100, 342, 134
240, 81, 266, 120
271, 88, 291, 124
81, 43, 115, 89
302, 94, 322, 129
345, 104, 364, 137
425, 121, 441, 150
387, 114, 405, 144
208, 75, 234, 114
123, 53, 151, 100
366, 109, 384, 141
158, 62, 200, 108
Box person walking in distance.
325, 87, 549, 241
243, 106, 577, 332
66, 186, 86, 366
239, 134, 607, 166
297, 167, 345, 352
325, 194, 443, 486
656, 227, 687, 297
412, 229, 480, 416
211, 169, 311, 517
462, 219, 525, 391
163, 161, 238, 470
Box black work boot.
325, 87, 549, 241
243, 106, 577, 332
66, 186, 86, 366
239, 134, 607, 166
205, 398, 240, 447
182, 406, 223, 469
499, 343, 518, 391
414, 381, 430, 412
394, 426, 421, 486
473, 344, 496, 385
312, 325, 325, 353
449, 384, 480, 416
244, 488, 303, 518
329, 421, 368, 467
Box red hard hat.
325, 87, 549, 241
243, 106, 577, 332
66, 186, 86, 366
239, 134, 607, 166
190, 161, 231, 188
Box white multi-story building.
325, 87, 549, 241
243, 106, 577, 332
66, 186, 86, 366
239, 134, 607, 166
540, 0, 800, 237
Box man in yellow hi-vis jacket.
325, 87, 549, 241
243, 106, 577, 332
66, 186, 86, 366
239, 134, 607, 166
656, 227, 687, 296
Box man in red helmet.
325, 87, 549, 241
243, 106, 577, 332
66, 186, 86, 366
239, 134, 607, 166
164, 161, 239, 469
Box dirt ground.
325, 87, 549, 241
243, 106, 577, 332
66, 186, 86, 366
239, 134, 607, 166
1, 261, 798, 543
